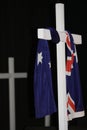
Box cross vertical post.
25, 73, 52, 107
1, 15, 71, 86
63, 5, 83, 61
55, 3, 68, 130
8, 58, 16, 130
44, 115, 50, 127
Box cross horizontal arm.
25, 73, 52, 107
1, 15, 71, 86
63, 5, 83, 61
37, 28, 82, 44
0, 73, 27, 79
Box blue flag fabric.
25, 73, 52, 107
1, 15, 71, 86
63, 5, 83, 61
34, 27, 59, 118
66, 31, 85, 120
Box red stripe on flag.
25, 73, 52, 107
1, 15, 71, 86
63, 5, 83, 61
66, 59, 72, 72
66, 35, 71, 48
68, 96, 75, 111
66, 54, 74, 72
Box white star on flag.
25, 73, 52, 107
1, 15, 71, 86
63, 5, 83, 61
37, 52, 43, 65
48, 62, 51, 68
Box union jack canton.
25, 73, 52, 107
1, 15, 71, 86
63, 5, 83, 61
66, 31, 85, 121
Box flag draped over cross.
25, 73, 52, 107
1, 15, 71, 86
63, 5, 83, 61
0, 57, 27, 130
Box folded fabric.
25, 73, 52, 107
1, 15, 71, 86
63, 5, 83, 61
34, 27, 59, 118
66, 31, 85, 121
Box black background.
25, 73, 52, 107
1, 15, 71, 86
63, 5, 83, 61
1, 0, 87, 130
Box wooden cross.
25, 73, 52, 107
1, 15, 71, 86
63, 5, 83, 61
0, 57, 27, 130
37, 3, 82, 130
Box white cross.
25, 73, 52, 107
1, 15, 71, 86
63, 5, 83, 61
0, 57, 27, 130
37, 27, 82, 128
37, 3, 82, 130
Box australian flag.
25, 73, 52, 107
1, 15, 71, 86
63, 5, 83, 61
34, 39, 57, 118
66, 31, 85, 121
33, 27, 85, 120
